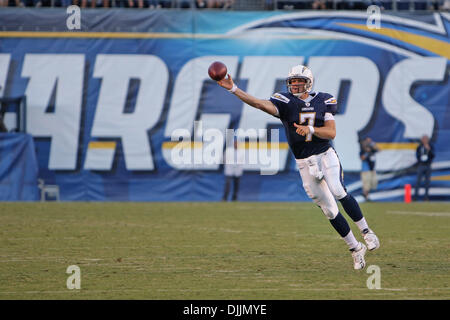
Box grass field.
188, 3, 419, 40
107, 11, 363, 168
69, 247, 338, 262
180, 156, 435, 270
0, 202, 449, 300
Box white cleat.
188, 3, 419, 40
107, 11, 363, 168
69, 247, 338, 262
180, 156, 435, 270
362, 229, 380, 251
350, 242, 367, 270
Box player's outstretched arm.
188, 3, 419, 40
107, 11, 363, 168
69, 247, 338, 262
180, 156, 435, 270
217, 74, 278, 116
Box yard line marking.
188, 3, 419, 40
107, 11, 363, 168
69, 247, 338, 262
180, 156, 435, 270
193, 227, 337, 239
0, 257, 69, 262
386, 211, 450, 217
0, 287, 449, 295
3, 237, 79, 240
234, 206, 311, 211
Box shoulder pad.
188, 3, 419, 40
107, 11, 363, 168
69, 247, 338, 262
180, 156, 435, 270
270, 93, 290, 104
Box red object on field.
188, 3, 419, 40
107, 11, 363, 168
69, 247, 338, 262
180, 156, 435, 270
404, 184, 412, 203
208, 61, 227, 81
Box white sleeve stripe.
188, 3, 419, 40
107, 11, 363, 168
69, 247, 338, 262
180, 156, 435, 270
324, 97, 337, 104
324, 112, 335, 121
273, 106, 280, 117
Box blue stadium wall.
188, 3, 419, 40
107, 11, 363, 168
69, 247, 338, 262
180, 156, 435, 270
0, 9, 449, 201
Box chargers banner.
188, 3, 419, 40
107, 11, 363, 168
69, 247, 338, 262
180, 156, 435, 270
0, 9, 449, 201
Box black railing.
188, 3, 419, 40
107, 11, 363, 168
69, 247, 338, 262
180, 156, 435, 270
0, 0, 232, 9
273, 0, 446, 11
0, 0, 448, 10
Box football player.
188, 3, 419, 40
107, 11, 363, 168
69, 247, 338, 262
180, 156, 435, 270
216, 65, 380, 270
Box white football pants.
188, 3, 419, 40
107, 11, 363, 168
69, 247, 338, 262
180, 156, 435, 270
296, 147, 348, 219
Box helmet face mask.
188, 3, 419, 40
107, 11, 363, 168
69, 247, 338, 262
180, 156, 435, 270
287, 78, 310, 97
286, 65, 314, 97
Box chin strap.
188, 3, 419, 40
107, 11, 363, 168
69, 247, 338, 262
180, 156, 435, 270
290, 86, 308, 97
292, 90, 307, 97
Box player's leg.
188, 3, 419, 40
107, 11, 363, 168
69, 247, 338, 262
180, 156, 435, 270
232, 176, 239, 201
414, 165, 425, 200
298, 161, 367, 269
424, 165, 432, 201
321, 148, 380, 251
223, 176, 231, 201
370, 170, 378, 194
321, 148, 366, 225
361, 171, 370, 201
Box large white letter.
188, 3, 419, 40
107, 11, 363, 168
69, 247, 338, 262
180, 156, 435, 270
383, 57, 446, 139
374, 58, 446, 171
162, 56, 238, 170
164, 56, 239, 137
85, 54, 168, 171
309, 57, 379, 171
22, 54, 84, 170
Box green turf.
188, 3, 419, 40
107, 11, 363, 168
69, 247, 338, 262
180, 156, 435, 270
0, 202, 449, 299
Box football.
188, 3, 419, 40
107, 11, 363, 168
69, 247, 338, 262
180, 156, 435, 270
208, 61, 227, 81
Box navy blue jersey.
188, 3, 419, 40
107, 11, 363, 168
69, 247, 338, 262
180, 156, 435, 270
270, 91, 337, 159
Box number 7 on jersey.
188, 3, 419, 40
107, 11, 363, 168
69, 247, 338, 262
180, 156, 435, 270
300, 112, 316, 142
